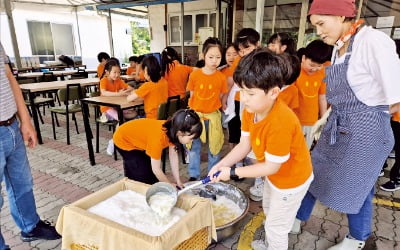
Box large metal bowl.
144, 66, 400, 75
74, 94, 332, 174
184, 182, 249, 241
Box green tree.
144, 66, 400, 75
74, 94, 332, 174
131, 21, 150, 55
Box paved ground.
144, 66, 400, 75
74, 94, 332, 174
1, 110, 400, 250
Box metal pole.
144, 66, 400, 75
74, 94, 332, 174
357, 0, 364, 20
165, 3, 168, 47
5, 0, 22, 69
271, 3, 277, 34
75, 7, 83, 57
216, 0, 221, 38
255, 0, 265, 42
107, 9, 115, 56
297, 0, 309, 49
181, 1, 184, 63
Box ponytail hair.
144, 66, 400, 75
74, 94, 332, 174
161, 47, 180, 75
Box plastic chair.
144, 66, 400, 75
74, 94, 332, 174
49, 84, 85, 145
41, 72, 61, 105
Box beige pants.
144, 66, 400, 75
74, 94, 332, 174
262, 181, 309, 250
301, 125, 314, 149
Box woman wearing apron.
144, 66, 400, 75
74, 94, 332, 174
292, 0, 400, 249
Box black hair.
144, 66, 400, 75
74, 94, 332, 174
268, 33, 296, 55
395, 39, 400, 58
235, 28, 260, 48
58, 55, 75, 67
303, 39, 333, 64
141, 55, 161, 82
233, 49, 294, 92
137, 55, 145, 64
129, 56, 138, 62
163, 109, 202, 150
280, 52, 301, 86
97, 52, 110, 63
296, 47, 306, 59
195, 59, 205, 68
202, 37, 223, 56
101, 59, 121, 79
161, 47, 181, 75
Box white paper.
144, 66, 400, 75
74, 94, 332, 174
376, 16, 395, 28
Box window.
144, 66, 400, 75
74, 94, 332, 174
28, 21, 76, 56
169, 11, 225, 46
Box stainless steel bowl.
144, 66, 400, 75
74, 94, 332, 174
184, 182, 249, 241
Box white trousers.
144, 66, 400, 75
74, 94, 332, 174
262, 181, 309, 250
301, 125, 314, 149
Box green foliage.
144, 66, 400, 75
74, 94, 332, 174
131, 21, 150, 55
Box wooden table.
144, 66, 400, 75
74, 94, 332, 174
80, 96, 143, 165
120, 74, 135, 81
18, 70, 78, 80
20, 78, 100, 144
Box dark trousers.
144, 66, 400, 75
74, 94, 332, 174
228, 100, 241, 144
115, 146, 158, 184
390, 120, 400, 182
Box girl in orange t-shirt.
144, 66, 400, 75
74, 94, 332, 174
99, 59, 135, 121
186, 37, 228, 180
126, 56, 138, 76
113, 109, 202, 185
161, 47, 193, 98
127, 55, 168, 119
208, 51, 313, 250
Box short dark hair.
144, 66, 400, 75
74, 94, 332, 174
235, 28, 260, 48
303, 40, 333, 64
129, 56, 138, 62
163, 109, 202, 149
202, 37, 223, 56
233, 49, 294, 92
137, 55, 145, 64
280, 52, 301, 85
97, 52, 110, 62
141, 55, 161, 82
268, 33, 296, 55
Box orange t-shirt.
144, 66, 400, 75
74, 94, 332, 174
113, 119, 171, 160
241, 99, 312, 189
294, 68, 327, 126
164, 60, 193, 98
97, 64, 105, 78
138, 70, 145, 81
393, 112, 400, 122
126, 66, 136, 76
279, 84, 299, 112
187, 69, 228, 113
99, 77, 129, 113
135, 77, 168, 119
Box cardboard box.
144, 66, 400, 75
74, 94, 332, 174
56, 178, 216, 250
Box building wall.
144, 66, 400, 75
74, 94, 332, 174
0, 3, 133, 69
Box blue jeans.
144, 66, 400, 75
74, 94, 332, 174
0, 120, 40, 249
296, 188, 374, 241
187, 120, 220, 179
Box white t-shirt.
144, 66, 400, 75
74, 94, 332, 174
332, 26, 400, 106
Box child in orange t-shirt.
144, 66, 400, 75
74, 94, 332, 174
295, 40, 331, 148
132, 55, 146, 82
127, 55, 168, 119
126, 56, 138, 76
113, 109, 202, 185
97, 52, 110, 79
161, 47, 193, 98
186, 37, 228, 180
278, 53, 301, 112
208, 50, 313, 250
99, 59, 135, 155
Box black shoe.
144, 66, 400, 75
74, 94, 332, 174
380, 180, 400, 192
188, 177, 198, 181
20, 220, 61, 242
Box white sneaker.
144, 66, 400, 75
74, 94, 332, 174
328, 235, 365, 250
289, 218, 301, 234
251, 239, 268, 250
250, 180, 264, 201
106, 139, 114, 156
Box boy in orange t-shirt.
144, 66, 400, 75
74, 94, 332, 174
294, 40, 331, 148
127, 55, 168, 119
126, 56, 138, 76
113, 109, 202, 185
97, 52, 110, 78
208, 50, 313, 250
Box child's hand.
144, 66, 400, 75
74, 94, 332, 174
215, 166, 231, 182
208, 164, 223, 183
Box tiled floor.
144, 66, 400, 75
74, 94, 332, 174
1, 111, 399, 249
